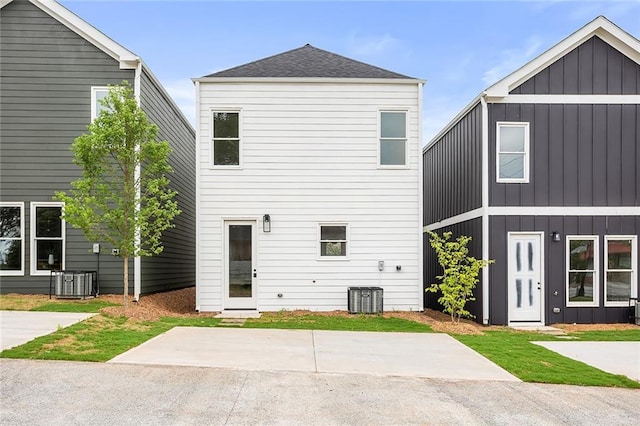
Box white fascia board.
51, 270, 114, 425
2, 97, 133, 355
488, 94, 640, 104
29, 0, 139, 69
0, 0, 13, 8
423, 95, 482, 154
423, 208, 484, 232
485, 16, 640, 98
192, 77, 425, 85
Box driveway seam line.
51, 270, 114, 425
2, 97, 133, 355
225, 371, 249, 425
311, 330, 318, 373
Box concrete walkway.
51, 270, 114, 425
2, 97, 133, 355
534, 341, 640, 381
109, 327, 520, 381
0, 311, 95, 351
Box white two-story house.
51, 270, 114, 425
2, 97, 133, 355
193, 44, 424, 312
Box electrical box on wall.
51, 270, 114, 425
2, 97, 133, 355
378, 261, 384, 271
92, 243, 100, 254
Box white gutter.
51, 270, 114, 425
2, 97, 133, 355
133, 60, 142, 302
194, 80, 201, 312
480, 94, 490, 325
417, 81, 425, 311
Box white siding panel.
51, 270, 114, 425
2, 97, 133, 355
197, 81, 422, 312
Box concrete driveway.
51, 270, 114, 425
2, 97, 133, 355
0, 311, 95, 350
109, 327, 519, 381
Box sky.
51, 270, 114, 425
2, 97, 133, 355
59, 0, 640, 144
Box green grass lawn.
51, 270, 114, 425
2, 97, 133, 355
455, 330, 640, 388
0, 294, 119, 313
244, 312, 434, 333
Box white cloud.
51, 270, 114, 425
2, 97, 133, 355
161, 78, 196, 127
345, 32, 412, 58
481, 36, 543, 86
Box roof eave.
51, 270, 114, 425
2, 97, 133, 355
192, 76, 425, 85
485, 16, 640, 98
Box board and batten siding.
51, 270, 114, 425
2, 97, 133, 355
197, 81, 422, 311
0, 0, 133, 293
489, 103, 640, 208
139, 68, 196, 294
423, 102, 482, 226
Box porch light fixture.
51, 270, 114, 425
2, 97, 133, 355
263, 214, 271, 233
551, 232, 561, 242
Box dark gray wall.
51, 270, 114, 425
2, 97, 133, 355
423, 103, 482, 225
139, 68, 196, 294
0, 0, 134, 294
511, 36, 640, 95
488, 215, 639, 325
424, 217, 484, 322
489, 103, 640, 207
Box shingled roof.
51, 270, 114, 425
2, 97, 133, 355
203, 44, 414, 79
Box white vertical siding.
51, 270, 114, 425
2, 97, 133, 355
197, 81, 422, 311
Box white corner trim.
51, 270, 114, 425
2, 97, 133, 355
417, 82, 425, 311
194, 80, 201, 312
423, 208, 484, 232
29, 0, 139, 69
488, 206, 640, 216
481, 97, 490, 325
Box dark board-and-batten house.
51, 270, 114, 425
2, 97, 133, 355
0, 0, 196, 298
423, 16, 639, 325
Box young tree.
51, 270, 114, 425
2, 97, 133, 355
55, 82, 180, 305
426, 231, 493, 323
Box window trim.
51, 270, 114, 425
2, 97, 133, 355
318, 223, 349, 260
378, 109, 409, 169
30, 202, 65, 276
566, 235, 599, 307
604, 235, 637, 307
0, 202, 25, 276
210, 109, 242, 169
91, 86, 109, 121
496, 121, 530, 183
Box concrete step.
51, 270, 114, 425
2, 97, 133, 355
218, 318, 247, 327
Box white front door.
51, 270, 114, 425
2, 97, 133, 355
508, 233, 543, 323
224, 221, 257, 309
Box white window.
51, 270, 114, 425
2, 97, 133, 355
318, 224, 349, 259
0, 202, 24, 276
379, 111, 407, 167
30, 202, 64, 275
604, 236, 637, 307
212, 111, 241, 167
566, 236, 598, 307
496, 122, 529, 183
91, 87, 110, 121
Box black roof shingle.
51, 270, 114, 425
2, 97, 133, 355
203, 44, 414, 79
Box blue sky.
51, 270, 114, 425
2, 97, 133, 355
60, 0, 640, 143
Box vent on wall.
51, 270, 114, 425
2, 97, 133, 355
347, 287, 383, 314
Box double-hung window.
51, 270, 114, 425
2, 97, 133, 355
319, 224, 348, 259
0, 202, 24, 276
604, 236, 637, 306
566, 236, 598, 306
496, 122, 529, 183
212, 111, 240, 167
379, 111, 407, 167
31, 202, 64, 275
91, 87, 110, 121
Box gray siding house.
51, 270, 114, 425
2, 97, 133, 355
424, 16, 640, 325
0, 0, 195, 298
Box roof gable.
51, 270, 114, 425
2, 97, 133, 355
485, 16, 640, 98
1, 0, 138, 69
203, 44, 414, 79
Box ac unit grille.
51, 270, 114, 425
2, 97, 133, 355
348, 287, 383, 314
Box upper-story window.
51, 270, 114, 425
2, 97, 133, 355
496, 122, 529, 183
0, 202, 24, 276
212, 111, 241, 167
379, 111, 407, 167
31, 202, 64, 275
91, 87, 110, 121
604, 236, 637, 307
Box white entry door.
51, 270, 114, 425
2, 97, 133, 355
224, 221, 257, 309
508, 233, 543, 323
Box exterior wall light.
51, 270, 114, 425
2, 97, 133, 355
551, 232, 561, 242
263, 214, 271, 233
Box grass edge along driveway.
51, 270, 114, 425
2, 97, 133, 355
1, 311, 639, 389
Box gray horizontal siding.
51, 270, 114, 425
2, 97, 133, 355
489, 215, 639, 325
0, 0, 134, 294
139, 68, 196, 294
424, 218, 483, 322
489, 103, 639, 207
511, 36, 640, 95
423, 103, 482, 225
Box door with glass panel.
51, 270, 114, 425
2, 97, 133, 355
224, 221, 257, 309
508, 233, 543, 323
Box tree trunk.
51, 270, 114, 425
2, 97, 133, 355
123, 255, 129, 306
